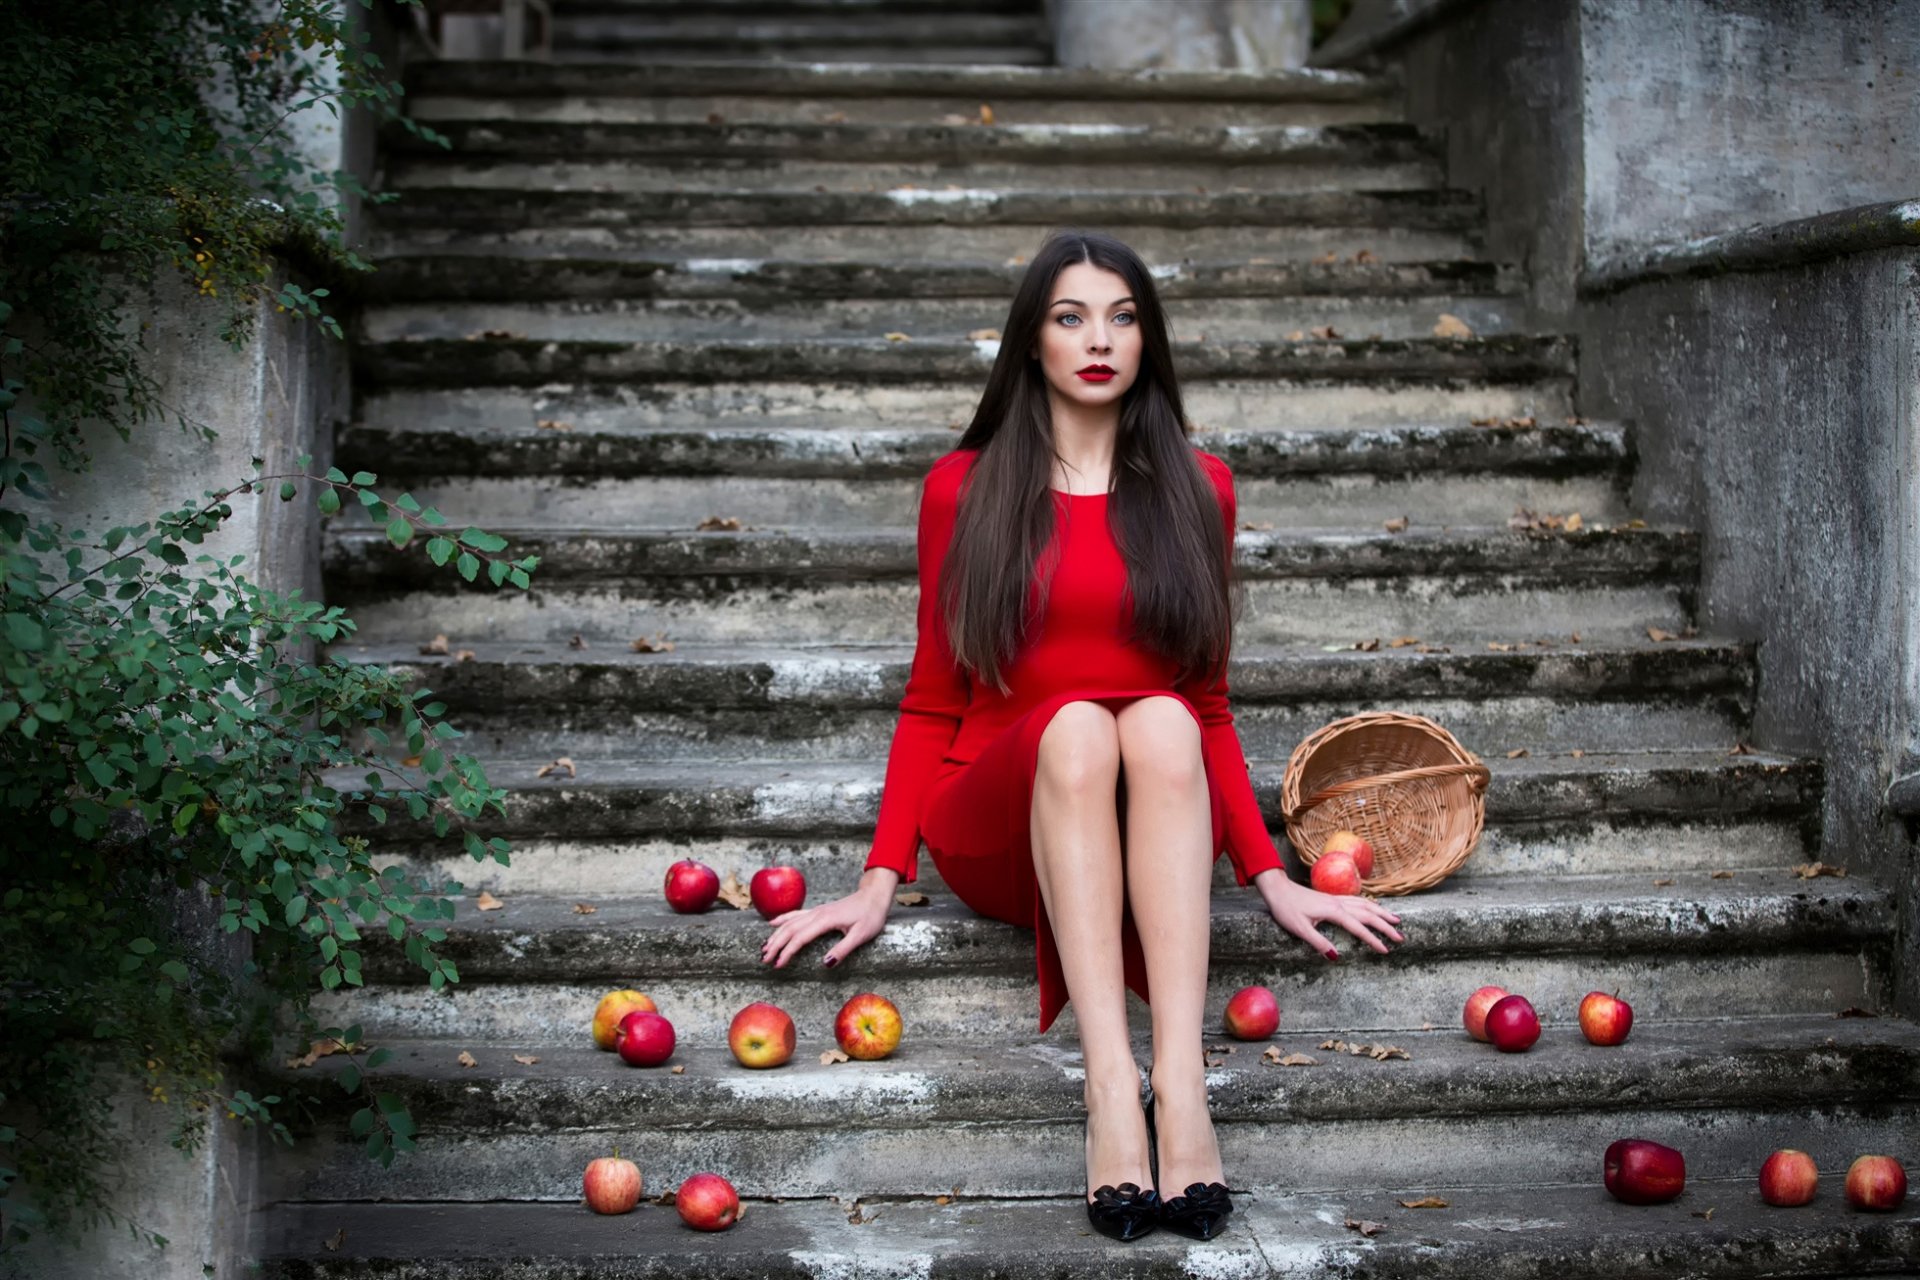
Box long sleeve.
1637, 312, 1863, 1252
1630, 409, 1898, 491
863, 455, 971, 882
1179, 454, 1285, 886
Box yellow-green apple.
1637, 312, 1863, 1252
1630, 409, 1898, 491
1322, 830, 1376, 879
1605, 1138, 1686, 1204
583, 1147, 642, 1214
615, 1010, 675, 1067
729, 1000, 796, 1068
1845, 1155, 1908, 1210
1222, 985, 1280, 1040
592, 989, 658, 1051
677, 1172, 740, 1231
1759, 1149, 1819, 1206
1309, 852, 1361, 895
750, 865, 807, 919
1578, 991, 1634, 1046
834, 992, 903, 1060
664, 859, 720, 913
1463, 985, 1510, 1042
1485, 994, 1540, 1052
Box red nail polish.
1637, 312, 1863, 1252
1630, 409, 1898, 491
824, 955, 839, 968
1325, 949, 1338, 961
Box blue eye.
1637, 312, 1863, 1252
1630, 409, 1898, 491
1059, 312, 1135, 326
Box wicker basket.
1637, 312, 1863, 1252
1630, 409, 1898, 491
1281, 711, 1491, 896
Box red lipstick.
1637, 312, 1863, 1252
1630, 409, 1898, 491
1076, 363, 1116, 383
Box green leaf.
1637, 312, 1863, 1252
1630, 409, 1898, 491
351, 471, 377, 487
425, 537, 454, 567
317, 488, 342, 516
385, 516, 413, 549
457, 528, 508, 553
129, 937, 157, 955
455, 552, 479, 582
279, 481, 298, 501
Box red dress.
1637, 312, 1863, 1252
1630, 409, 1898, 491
862, 447, 1285, 1032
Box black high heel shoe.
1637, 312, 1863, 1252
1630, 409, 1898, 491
1144, 1085, 1234, 1240
1083, 1106, 1159, 1241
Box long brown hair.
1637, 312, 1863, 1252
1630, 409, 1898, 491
941, 229, 1241, 695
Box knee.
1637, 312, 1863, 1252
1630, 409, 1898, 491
1117, 697, 1206, 793
1035, 701, 1121, 797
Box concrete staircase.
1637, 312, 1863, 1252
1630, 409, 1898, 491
257, 3, 1920, 1273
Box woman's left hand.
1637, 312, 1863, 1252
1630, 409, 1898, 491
1252, 868, 1404, 961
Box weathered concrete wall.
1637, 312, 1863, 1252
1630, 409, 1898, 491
4, 267, 346, 1280
1391, 0, 1582, 317
1580, 247, 1920, 1012
1046, 0, 1312, 70
1581, 0, 1920, 271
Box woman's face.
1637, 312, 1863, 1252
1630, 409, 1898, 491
1029, 261, 1142, 412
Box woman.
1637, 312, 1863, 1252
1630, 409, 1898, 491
758, 229, 1405, 1242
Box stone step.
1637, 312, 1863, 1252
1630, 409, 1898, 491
314, 872, 1885, 1044
322, 520, 1693, 648
371, 210, 1480, 265
547, 9, 1046, 49
351, 332, 1571, 389
258, 1189, 1920, 1280
322, 637, 1743, 759
359, 293, 1532, 348
268, 1017, 1920, 1203
354, 380, 1574, 438
335, 417, 1621, 482
365, 248, 1504, 303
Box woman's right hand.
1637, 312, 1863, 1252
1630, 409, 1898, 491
759, 866, 900, 969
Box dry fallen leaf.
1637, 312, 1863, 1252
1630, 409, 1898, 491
465, 328, 521, 341
513, 1054, 540, 1066
453, 648, 477, 663
1564, 512, 1584, 532
1647, 626, 1678, 643
966, 327, 1001, 341
978, 103, 995, 125
821, 110, 848, 124
1570, 749, 1587, 758
401, 754, 424, 768
883, 331, 912, 343
1366, 1044, 1411, 1061
286, 1037, 356, 1069
1653, 878, 1676, 886
1314, 251, 1340, 264
1239, 519, 1274, 531
1310, 324, 1341, 340
568, 633, 588, 650
1389, 636, 1420, 647
1354, 249, 1377, 264
535, 418, 574, 432
717, 872, 754, 910
1470, 415, 1499, 426
1711, 870, 1734, 879
1794, 861, 1847, 879
1432, 314, 1475, 339
1345, 1217, 1386, 1237
1285, 329, 1306, 341
820, 1048, 851, 1065
671, 1064, 686, 1074
418, 633, 451, 656
1729, 740, 1755, 755
1566, 415, 1590, 425
457, 1051, 478, 1068
1354, 637, 1381, 652
1277, 1052, 1318, 1067
535, 757, 576, 780
475, 890, 505, 911
1838, 1006, 1878, 1018
1399, 1196, 1450, 1209
1384, 515, 1410, 533
1487, 641, 1515, 652
630, 633, 676, 653
894, 891, 930, 907
846, 1201, 876, 1225
324, 1227, 346, 1252
1506, 748, 1529, 759
1692, 1207, 1715, 1221
572, 902, 597, 915
697, 516, 744, 532
934, 1194, 952, 1205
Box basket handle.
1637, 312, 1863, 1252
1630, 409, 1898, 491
1286, 760, 1492, 822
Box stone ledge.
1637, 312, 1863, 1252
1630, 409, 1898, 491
1582, 200, 1920, 296
258, 1183, 1920, 1279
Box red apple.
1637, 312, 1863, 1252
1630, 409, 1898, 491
1322, 830, 1376, 879
1463, 985, 1511, 1042
1222, 985, 1280, 1040
664, 859, 721, 913
834, 992, 903, 1061
615, 1010, 676, 1067
1578, 991, 1634, 1046
583, 1147, 642, 1214
1845, 1155, 1908, 1210
676, 1172, 740, 1231
592, 989, 658, 1051
1605, 1137, 1686, 1204
1485, 994, 1541, 1052
728, 1000, 796, 1068
1309, 852, 1362, 896
750, 865, 807, 919
1759, 1149, 1819, 1207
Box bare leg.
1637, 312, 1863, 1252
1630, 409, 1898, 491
1030, 700, 1150, 1201
1115, 697, 1225, 1194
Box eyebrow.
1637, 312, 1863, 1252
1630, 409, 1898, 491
1049, 297, 1136, 308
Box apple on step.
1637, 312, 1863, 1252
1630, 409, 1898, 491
1605, 1138, 1686, 1204
750, 865, 807, 919
592, 989, 657, 1051
1845, 1155, 1908, 1210
1759, 1149, 1819, 1206
664, 859, 721, 913
615, 1010, 676, 1067
1309, 851, 1362, 896
676, 1172, 740, 1231
1322, 830, 1376, 879
835, 992, 903, 1060
1223, 985, 1280, 1040
583, 1147, 642, 1215
1578, 990, 1634, 1046
1463, 985, 1510, 1042
729, 1000, 796, 1068
1485, 994, 1541, 1052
